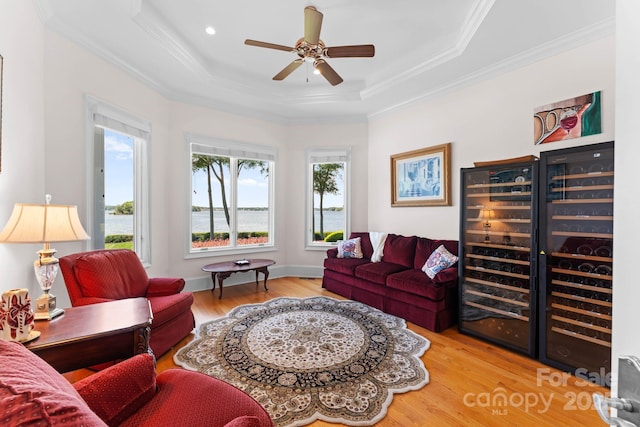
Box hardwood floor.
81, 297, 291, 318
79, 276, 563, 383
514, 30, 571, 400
155, 277, 609, 426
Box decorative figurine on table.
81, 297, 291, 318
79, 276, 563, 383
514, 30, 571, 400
0, 288, 37, 342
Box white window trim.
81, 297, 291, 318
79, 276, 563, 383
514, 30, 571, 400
84, 95, 152, 266
185, 133, 277, 259
305, 147, 351, 250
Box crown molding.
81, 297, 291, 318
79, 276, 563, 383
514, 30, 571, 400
33, 0, 54, 22
369, 16, 615, 120
131, 0, 213, 83
34, 1, 614, 125
361, 0, 495, 100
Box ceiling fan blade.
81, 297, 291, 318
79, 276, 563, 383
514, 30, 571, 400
245, 39, 294, 53
325, 44, 375, 58
273, 59, 304, 81
304, 6, 323, 45
314, 59, 343, 86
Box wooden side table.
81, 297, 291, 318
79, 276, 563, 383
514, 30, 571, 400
25, 298, 153, 373
202, 258, 275, 299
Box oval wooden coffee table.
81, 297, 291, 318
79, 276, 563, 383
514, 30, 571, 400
202, 258, 275, 299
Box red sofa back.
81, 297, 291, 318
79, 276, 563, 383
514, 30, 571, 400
382, 234, 418, 268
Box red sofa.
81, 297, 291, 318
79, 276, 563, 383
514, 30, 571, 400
0, 340, 274, 427
60, 249, 195, 357
322, 232, 459, 331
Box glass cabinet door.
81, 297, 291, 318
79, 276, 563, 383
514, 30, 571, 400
459, 162, 538, 356
539, 142, 614, 379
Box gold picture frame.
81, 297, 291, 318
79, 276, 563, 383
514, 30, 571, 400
391, 143, 451, 207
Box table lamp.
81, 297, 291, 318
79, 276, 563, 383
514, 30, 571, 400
480, 208, 494, 242
0, 195, 90, 320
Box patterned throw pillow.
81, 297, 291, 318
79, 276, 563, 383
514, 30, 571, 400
337, 237, 363, 259
422, 244, 459, 279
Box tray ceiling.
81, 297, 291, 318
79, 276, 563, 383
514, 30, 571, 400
35, 0, 615, 123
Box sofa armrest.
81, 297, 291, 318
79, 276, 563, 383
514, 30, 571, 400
431, 267, 458, 284
74, 353, 157, 426
326, 247, 338, 258
224, 416, 261, 427
147, 277, 186, 296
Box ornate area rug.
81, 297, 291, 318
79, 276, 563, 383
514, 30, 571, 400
174, 296, 430, 426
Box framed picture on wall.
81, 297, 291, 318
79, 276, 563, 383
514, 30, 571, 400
391, 142, 451, 207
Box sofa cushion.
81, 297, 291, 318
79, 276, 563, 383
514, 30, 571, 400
324, 257, 371, 275
348, 232, 374, 259
149, 292, 195, 328
355, 262, 407, 285
386, 269, 449, 301
337, 237, 363, 259
382, 234, 417, 268
74, 250, 149, 299
0, 340, 107, 427
74, 353, 157, 426
422, 245, 459, 279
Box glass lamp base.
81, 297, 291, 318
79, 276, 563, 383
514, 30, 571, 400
34, 293, 65, 321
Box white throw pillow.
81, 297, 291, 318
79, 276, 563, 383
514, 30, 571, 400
369, 232, 388, 262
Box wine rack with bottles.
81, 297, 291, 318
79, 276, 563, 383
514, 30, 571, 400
459, 162, 538, 356
539, 141, 614, 377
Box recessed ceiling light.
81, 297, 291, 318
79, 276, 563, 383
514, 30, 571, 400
205, 26, 216, 36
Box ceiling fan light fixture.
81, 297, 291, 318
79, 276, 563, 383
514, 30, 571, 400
205, 26, 216, 36
245, 6, 373, 86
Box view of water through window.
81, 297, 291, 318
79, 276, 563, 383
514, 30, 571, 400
105, 209, 344, 236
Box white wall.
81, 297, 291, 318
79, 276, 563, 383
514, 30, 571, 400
166, 101, 287, 282
611, 0, 640, 394
368, 36, 615, 239
0, 1, 46, 298
37, 25, 370, 301
41, 30, 172, 307
284, 122, 369, 267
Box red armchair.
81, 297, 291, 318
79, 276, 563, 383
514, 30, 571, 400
60, 249, 195, 357
0, 340, 274, 427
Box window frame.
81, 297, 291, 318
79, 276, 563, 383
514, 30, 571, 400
305, 147, 351, 250
185, 133, 276, 259
85, 95, 152, 266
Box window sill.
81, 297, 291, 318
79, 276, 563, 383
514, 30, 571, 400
185, 244, 276, 260
305, 243, 337, 252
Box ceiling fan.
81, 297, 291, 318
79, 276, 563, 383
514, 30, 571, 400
244, 6, 375, 86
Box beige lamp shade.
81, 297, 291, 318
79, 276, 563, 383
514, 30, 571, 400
0, 203, 90, 243
480, 208, 495, 221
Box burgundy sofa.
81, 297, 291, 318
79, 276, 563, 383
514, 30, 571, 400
60, 249, 195, 357
322, 232, 459, 332
0, 340, 274, 427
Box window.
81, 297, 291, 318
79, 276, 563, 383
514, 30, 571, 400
306, 148, 350, 249
187, 135, 275, 256
85, 96, 151, 265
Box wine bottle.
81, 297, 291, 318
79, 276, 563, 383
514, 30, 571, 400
581, 91, 601, 136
